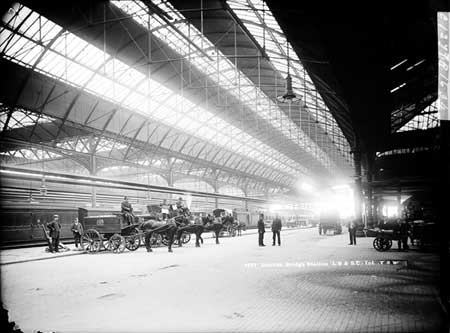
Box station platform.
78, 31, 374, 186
1, 227, 447, 333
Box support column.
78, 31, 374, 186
212, 169, 219, 209
214, 195, 219, 209
167, 169, 174, 187
353, 143, 363, 226
439, 120, 450, 312
244, 199, 249, 224
214, 181, 219, 209
90, 155, 97, 208
366, 152, 375, 227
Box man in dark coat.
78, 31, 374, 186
348, 220, 357, 245
70, 217, 84, 249
121, 196, 134, 225
257, 213, 265, 246
46, 214, 61, 253
272, 214, 282, 246
397, 219, 409, 251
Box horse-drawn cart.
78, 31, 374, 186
367, 228, 403, 252
79, 208, 141, 254
213, 208, 237, 237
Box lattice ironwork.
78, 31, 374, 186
397, 101, 440, 132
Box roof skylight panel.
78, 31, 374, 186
5, 35, 33, 59
2, 4, 301, 182
12, 12, 33, 36
64, 34, 86, 58
113, 1, 315, 161
20, 11, 40, 39
228, 2, 346, 143
39, 20, 59, 41
9, 4, 31, 23
85, 74, 112, 96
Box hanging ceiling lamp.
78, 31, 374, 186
277, 43, 301, 103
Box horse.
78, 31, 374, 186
139, 218, 177, 252
236, 221, 246, 236
201, 216, 223, 244
172, 215, 205, 247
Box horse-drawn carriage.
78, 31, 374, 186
78, 208, 141, 253
213, 208, 238, 237
146, 204, 191, 246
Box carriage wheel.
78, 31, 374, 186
108, 234, 126, 253
373, 238, 382, 251
383, 239, 392, 250
229, 226, 237, 237
181, 232, 191, 244
82, 229, 102, 253
152, 233, 163, 246
373, 237, 392, 252
125, 228, 141, 251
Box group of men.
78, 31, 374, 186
257, 213, 282, 247
45, 214, 83, 253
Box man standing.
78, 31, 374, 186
70, 217, 83, 249
46, 214, 61, 253
348, 220, 357, 245
161, 199, 169, 220
257, 213, 265, 246
272, 214, 282, 246
121, 196, 134, 225
397, 219, 409, 251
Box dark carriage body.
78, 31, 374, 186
78, 208, 143, 253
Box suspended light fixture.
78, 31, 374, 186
277, 43, 302, 103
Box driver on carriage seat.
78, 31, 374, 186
176, 197, 191, 217
176, 197, 184, 209
160, 200, 169, 220
121, 196, 135, 225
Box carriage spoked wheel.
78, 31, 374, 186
181, 232, 190, 244
125, 228, 141, 251
373, 237, 392, 251
151, 233, 163, 247
174, 232, 191, 245
161, 232, 190, 246
108, 234, 126, 253
229, 226, 237, 237
82, 229, 102, 253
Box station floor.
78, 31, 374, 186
1, 227, 448, 333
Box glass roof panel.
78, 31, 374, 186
228, 0, 352, 170
1, 3, 305, 186
112, 0, 316, 176
397, 101, 440, 132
